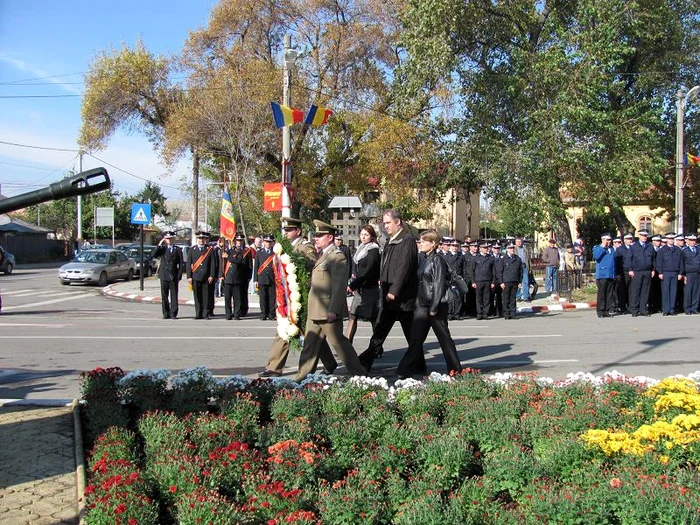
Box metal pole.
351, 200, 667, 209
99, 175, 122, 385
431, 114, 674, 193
676, 89, 685, 233
282, 34, 293, 219
139, 224, 144, 291
204, 186, 208, 233
78, 152, 83, 242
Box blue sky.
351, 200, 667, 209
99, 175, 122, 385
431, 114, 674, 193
0, 0, 216, 199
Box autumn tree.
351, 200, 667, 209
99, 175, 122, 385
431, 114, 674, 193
396, 0, 700, 242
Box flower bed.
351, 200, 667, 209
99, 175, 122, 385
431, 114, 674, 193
80, 367, 700, 524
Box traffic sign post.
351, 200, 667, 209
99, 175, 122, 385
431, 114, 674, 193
130, 204, 152, 291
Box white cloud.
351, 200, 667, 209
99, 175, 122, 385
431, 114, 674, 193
0, 54, 83, 95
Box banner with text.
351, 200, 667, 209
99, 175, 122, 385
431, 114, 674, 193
264, 183, 283, 212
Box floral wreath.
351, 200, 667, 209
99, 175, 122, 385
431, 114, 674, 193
272, 235, 310, 349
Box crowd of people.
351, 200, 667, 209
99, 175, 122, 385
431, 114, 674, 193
150, 210, 700, 381
594, 230, 700, 318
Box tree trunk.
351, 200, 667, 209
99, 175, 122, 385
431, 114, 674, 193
609, 203, 634, 235
191, 150, 199, 245
551, 208, 572, 246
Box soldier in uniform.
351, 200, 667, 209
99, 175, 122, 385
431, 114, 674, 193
208, 237, 223, 317
221, 232, 253, 320
497, 243, 522, 320
462, 241, 478, 318
627, 230, 654, 317
648, 234, 664, 313
259, 218, 338, 377
489, 243, 503, 318
254, 234, 277, 320
615, 234, 635, 314
334, 233, 353, 280
682, 234, 700, 315
152, 231, 183, 319
675, 234, 687, 313
471, 242, 495, 320
187, 231, 216, 319
656, 233, 684, 316
445, 238, 464, 320
294, 220, 366, 382
593, 234, 616, 317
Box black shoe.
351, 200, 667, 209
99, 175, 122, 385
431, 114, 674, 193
642, 312, 651, 317
205, 315, 211, 320
631, 313, 638, 317
320, 365, 337, 375
163, 315, 171, 319
358, 349, 376, 371
226, 316, 233, 320
195, 316, 203, 320
234, 316, 240, 320
261, 316, 267, 321
258, 369, 282, 378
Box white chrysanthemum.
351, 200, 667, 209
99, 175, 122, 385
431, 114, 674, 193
291, 300, 301, 314
286, 324, 299, 337
290, 290, 301, 303
286, 272, 297, 285
286, 262, 296, 274
280, 253, 291, 265
288, 281, 299, 293
277, 325, 289, 340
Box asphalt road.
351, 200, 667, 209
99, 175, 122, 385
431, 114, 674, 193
1, 268, 699, 400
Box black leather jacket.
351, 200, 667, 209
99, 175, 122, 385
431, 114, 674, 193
417, 251, 448, 312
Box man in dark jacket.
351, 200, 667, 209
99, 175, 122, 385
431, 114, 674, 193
221, 232, 253, 320
541, 238, 560, 295
359, 209, 418, 371
187, 231, 216, 320
656, 233, 685, 316
682, 234, 700, 314
627, 230, 655, 317
472, 242, 495, 320
152, 231, 183, 319
254, 234, 277, 320
497, 243, 522, 320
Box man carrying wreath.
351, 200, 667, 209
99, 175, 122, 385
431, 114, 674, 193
258, 217, 338, 377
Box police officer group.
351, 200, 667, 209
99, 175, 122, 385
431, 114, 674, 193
598, 230, 700, 318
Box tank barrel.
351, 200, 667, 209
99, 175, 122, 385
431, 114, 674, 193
0, 167, 110, 215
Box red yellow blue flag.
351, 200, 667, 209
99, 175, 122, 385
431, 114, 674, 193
304, 105, 334, 126
219, 185, 236, 240
270, 102, 304, 128
687, 153, 700, 166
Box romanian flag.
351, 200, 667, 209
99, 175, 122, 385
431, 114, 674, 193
270, 102, 304, 128
687, 153, 700, 166
304, 105, 334, 126
219, 185, 236, 241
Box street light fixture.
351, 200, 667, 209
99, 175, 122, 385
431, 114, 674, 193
281, 35, 299, 219
675, 85, 700, 233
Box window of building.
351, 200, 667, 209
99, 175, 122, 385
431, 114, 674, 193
638, 215, 652, 233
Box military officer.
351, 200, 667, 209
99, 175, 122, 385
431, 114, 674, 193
656, 232, 684, 316
152, 231, 183, 319
187, 231, 216, 319
496, 243, 522, 319
682, 234, 700, 314
254, 234, 277, 320
260, 217, 338, 377
627, 230, 654, 317
471, 242, 495, 320
294, 220, 366, 382
489, 243, 503, 318
648, 234, 664, 313
221, 232, 252, 320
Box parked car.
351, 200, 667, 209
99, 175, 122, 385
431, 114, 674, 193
58, 249, 135, 286
124, 245, 158, 277
0, 246, 15, 275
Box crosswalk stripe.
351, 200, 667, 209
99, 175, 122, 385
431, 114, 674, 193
1, 293, 93, 311
0, 289, 32, 295
10, 290, 86, 298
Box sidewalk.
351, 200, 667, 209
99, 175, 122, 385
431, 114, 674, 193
102, 276, 595, 314
0, 401, 82, 525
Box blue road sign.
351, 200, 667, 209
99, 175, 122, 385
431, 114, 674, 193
130, 203, 152, 225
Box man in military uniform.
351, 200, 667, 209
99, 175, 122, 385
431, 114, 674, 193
221, 232, 253, 320
682, 234, 700, 315
152, 231, 183, 319
254, 234, 277, 320
489, 243, 503, 318
656, 233, 684, 316
472, 242, 495, 320
294, 220, 366, 382
208, 237, 223, 317
497, 243, 522, 320
462, 241, 478, 317
627, 230, 654, 317
648, 234, 664, 313
334, 233, 352, 280
675, 234, 687, 313
615, 234, 635, 314
445, 238, 464, 320
187, 231, 216, 319
259, 218, 338, 377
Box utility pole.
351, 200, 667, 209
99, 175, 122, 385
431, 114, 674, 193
676, 86, 700, 233
78, 151, 83, 242
281, 35, 299, 219
192, 150, 200, 244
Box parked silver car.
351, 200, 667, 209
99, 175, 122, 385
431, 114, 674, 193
0, 246, 15, 275
58, 249, 135, 286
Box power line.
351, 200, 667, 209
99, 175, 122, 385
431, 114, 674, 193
85, 153, 183, 191
0, 72, 84, 85
0, 94, 81, 99
0, 140, 79, 152
0, 160, 65, 171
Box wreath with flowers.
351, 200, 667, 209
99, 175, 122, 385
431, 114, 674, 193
272, 234, 311, 351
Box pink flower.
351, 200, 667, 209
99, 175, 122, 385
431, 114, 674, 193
610, 478, 623, 489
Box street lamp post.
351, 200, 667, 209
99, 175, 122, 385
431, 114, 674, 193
281, 35, 299, 219
676, 85, 700, 233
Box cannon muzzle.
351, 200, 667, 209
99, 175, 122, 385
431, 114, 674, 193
0, 167, 110, 215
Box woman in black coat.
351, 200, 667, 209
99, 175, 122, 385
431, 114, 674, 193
396, 229, 462, 379
346, 225, 381, 343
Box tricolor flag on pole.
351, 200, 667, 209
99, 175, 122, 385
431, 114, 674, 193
220, 183, 236, 241
687, 153, 700, 166
270, 102, 304, 129
304, 105, 334, 127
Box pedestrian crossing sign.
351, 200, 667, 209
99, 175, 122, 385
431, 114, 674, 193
130, 203, 152, 225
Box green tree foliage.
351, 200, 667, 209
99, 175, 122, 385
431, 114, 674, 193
396, 0, 700, 241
